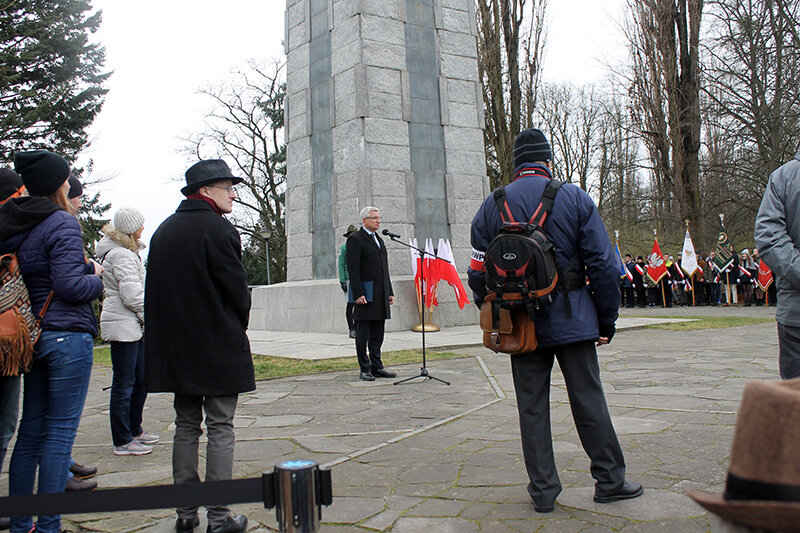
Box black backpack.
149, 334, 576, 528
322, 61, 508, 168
483, 179, 567, 323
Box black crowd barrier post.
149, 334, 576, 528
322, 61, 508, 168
0, 461, 333, 533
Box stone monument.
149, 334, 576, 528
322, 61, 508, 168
249, 0, 489, 333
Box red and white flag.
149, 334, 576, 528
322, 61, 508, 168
424, 238, 438, 307
757, 261, 774, 291
647, 238, 668, 283
436, 239, 470, 309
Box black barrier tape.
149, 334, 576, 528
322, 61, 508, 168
0, 475, 272, 518
0, 467, 332, 520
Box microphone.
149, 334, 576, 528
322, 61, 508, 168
381, 229, 401, 239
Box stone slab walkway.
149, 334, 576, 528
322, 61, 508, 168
246, 317, 696, 359
0, 306, 779, 532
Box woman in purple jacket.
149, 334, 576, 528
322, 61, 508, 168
0, 150, 103, 533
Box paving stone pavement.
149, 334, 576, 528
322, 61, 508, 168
0, 306, 779, 532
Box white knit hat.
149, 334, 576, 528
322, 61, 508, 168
113, 207, 145, 235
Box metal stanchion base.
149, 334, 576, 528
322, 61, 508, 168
411, 322, 440, 332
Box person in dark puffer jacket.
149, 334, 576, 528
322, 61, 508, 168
469, 129, 642, 513
0, 150, 103, 533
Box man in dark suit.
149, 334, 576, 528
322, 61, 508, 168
346, 206, 397, 381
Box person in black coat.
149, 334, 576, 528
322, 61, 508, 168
621, 254, 635, 308
145, 160, 253, 533
345, 206, 397, 381
631, 256, 647, 308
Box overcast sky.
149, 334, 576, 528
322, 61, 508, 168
80, 0, 626, 251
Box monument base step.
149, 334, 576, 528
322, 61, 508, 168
249, 275, 478, 334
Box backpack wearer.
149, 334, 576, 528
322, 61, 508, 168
480, 179, 567, 355
0, 252, 53, 376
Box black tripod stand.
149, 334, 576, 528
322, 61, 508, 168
385, 235, 450, 386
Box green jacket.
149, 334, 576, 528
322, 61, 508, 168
338, 243, 348, 282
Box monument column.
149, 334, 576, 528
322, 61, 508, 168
250, 0, 487, 333
284, 0, 488, 281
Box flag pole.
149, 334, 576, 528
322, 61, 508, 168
686, 219, 695, 307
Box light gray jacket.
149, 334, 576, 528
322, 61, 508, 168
96, 225, 146, 342
754, 148, 800, 327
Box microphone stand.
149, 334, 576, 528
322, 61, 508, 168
384, 234, 450, 386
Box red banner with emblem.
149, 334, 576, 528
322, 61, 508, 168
647, 238, 668, 283
757, 261, 774, 291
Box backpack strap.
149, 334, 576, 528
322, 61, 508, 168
528, 179, 564, 227
492, 187, 517, 224
38, 291, 54, 320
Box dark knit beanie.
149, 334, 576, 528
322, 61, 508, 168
67, 173, 83, 199
13, 150, 70, 197
513, 128, 552, 168
0, 168, 24, 203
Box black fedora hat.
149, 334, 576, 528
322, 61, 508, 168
182, 159, 243, 196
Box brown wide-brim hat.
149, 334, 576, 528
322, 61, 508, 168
343, 224, 358, 237
181, 159, 243, 196
687, 378, 800, 533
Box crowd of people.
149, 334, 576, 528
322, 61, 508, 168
0, 153, 252, 533
619, 250, 776, 309
0, 134, 797, 533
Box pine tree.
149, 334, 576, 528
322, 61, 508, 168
0, 0, 110, 161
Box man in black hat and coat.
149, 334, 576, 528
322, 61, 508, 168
145, 160, 254, 533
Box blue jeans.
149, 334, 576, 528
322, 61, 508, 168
0, 374, 21, 471
109, 340, 147, 446
9, 331, 93, 533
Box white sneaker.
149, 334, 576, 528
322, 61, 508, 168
133, 431, 160, 444
114, 441, 153, 456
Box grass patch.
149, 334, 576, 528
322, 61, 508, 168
641, 315, 773, 331
252, 348, 469, 380
93, 346, 471, 380
94, 346, 111, 367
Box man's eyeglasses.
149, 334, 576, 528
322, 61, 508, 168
207, 185, 239, 194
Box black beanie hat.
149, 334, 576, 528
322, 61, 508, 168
0, 168, 24, 203
13, 150, 70, 197
513, 128, 552, 169
68, 173, 83, 199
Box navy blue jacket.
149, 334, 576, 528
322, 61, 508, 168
468, 164, 619, 348
0, 198, 102, 335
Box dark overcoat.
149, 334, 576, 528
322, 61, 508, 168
144, 200, 255, 396
346, 228, 393, 321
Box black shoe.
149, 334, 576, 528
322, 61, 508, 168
359, 372, 375, 381
69, 462, 98, 479
372, 368, 397, 378
176, 515, 200, 532
594, 481, 644, 503
533, 502, 554, 513
0, 516, 9, 530
65, 476, 97, 491
207, 514, 247, 533
349, 329, 356, 339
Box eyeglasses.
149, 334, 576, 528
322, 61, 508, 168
366, 216, 381, 220
207, 185, 238, 194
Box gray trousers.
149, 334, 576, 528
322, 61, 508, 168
510, 341, 626, 508
778, 323, 800, 379
173, 394, 238, 525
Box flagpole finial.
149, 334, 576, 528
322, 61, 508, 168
685, 219, 690, 230
653, 228, 657, 237
614, 229, 619, 239
719, 213, 725, 224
